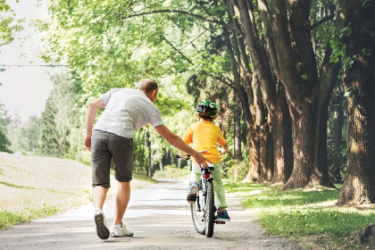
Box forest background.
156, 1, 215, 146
0, 0, 374, 209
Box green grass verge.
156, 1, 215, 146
133, 174, 158, 183
0, 205, 58, 230
225, 182, 375, 249
153, 166, 190, 179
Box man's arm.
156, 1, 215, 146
84, 98, 105, 151
155, 125, 211, 168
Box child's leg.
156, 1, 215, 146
211, 163, 228, 209
189, 163, 201, 184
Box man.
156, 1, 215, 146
84, 79, 209, 240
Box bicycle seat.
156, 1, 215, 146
200, 164, 215, 172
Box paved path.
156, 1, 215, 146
0, 179, 301, 250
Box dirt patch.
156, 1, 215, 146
296, 232, 375, 250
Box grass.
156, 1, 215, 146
0, 152, 155, 230
0, 206, 58, 230
224, 182, 375, 250
0, 181, 35, 190
153, 165, 190, 179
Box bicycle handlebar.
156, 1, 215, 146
176, 154, 214, 172
200, 166, 215, 172
176, 154, 191, 160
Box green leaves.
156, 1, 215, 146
361, 48, 372, 57
155, 93, 189, 117
329, 24, 352, 68
362, 0, 372, 7
344, 86, 356, 99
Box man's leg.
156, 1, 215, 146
109, 134, 134, 237
93, 186, 109, 210
114, 181, 131, 225
91, 130, 112, 240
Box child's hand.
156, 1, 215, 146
179, 151, 188, 159
220, 148, 228, 155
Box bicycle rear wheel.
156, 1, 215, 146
191, 184, 205, 235
205, 181, 215, 238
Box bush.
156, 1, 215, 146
226, 160, 249, 181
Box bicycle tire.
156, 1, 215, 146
205, 181, 215, 238
191, 184, 205, 235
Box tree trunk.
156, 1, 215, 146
316, 97, 336, 188
271, 86, 293, 183
246, 73, 267, 182
332, 91, 344, 183
258, 124, 273, 182
283, 102, 332, 189
144, 129, 151, 176
283, 101, 294, 183
338, 2, 375, 205
159, 156, 164, 172
147, 128, 154, 178
149, 150, 155, 178
247, 125, 260, 181
234, 92, 243, 161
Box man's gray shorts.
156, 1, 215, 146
91, 130, 133, 188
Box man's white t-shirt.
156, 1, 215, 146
94, 88, 164, 139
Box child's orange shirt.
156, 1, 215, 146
183, 121, 227, 163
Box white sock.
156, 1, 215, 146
95, 208, 103, 214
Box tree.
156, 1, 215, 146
231, 0, 351, 188
41, 0, 353, 186
40, 97, 60, 155
0, 103, 12, 153
328, 84, 346, 183
0, 0, 23, 48
338, 0, 375, 205
9, 116, 43, 153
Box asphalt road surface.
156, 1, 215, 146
0, 179, 301, 250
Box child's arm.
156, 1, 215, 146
220, 143, 229, 155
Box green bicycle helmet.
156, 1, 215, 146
195, 100, 218, 118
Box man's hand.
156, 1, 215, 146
192, 151, 211, 169
84, 135, 91, 151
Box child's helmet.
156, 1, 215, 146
195, 100, 218, 118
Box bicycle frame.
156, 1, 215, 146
176, 155, 224, 237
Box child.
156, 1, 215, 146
180, 100, 230, 221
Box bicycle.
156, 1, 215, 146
176, 155, 225, 238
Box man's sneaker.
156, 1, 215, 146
94, 208, 110, 240
110, 222, 134, 237
187, 182, 198, 204
217, 210, 231, 222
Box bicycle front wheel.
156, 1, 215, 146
205, 181, 215, 238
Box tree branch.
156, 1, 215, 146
310, 14, 335, 30
257, 0, 280, 81
235, 0, 276, 112
269, 0, 301, 101
210, 75, 236, 89
166, 16, 200, 51
161, 36, 194, 65
123, 9, 244, 36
